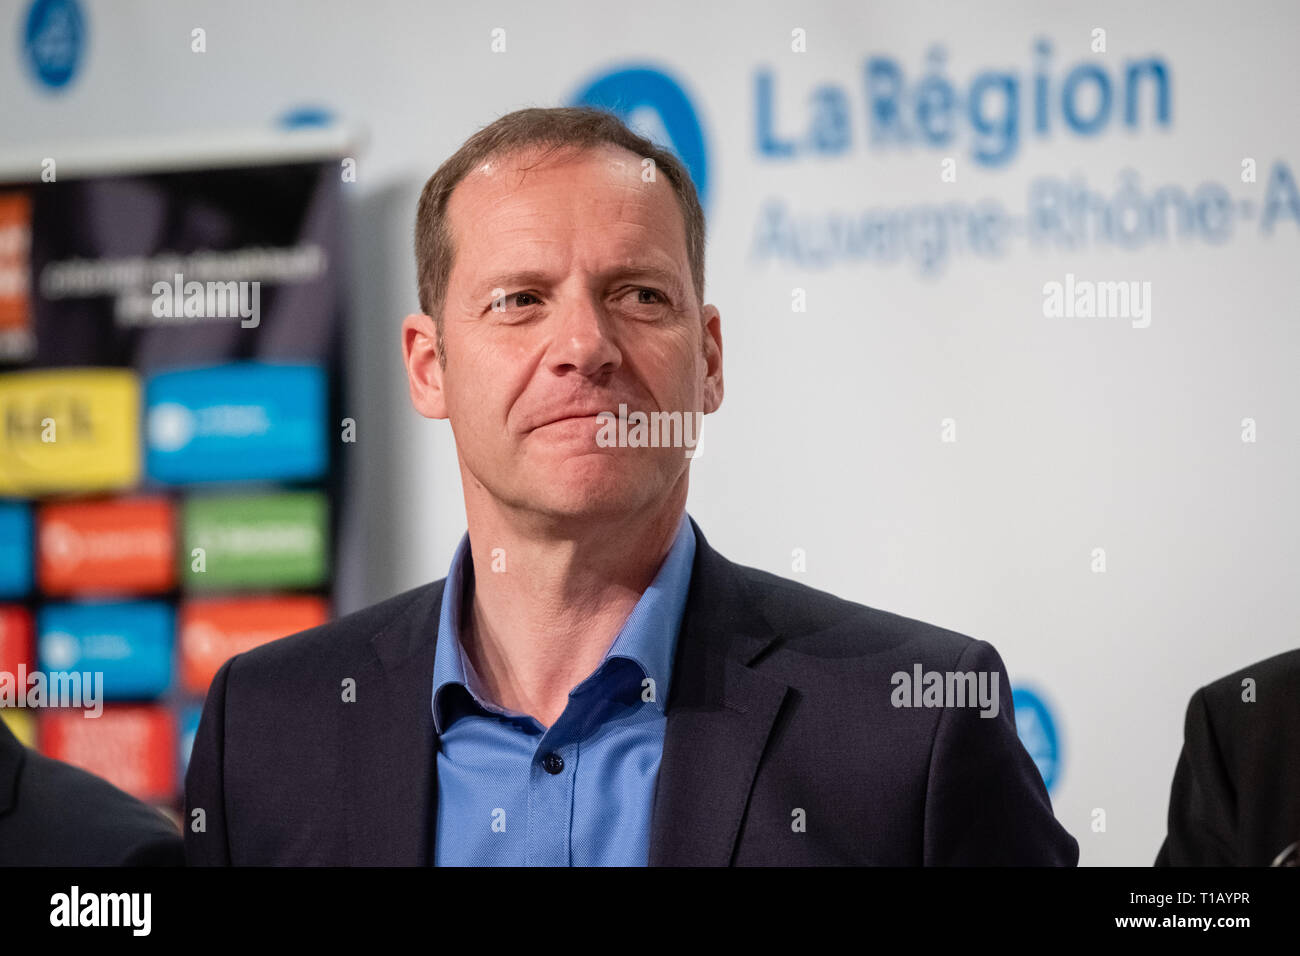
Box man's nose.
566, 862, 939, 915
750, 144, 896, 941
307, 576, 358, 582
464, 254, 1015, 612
545, 293, 622, 378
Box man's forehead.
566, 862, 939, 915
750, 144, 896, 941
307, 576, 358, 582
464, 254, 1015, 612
467, 141, 644, 184
445, 142, 688, 276
449, 144, 674, 227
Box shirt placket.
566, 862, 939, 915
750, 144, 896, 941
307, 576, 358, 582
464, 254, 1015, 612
525, 720, 579, 867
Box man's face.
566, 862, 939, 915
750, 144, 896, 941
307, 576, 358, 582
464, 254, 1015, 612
403, 143, 723, 522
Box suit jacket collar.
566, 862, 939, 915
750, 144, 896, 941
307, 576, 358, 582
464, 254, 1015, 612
340, 516, 789, 866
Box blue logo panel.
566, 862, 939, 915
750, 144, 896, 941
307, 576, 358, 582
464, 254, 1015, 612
0, 502, 33, 598
24, 0, 84, 90
1013, 686, 1062, 793
38, 601, 174, 700
145, 362, 328, 485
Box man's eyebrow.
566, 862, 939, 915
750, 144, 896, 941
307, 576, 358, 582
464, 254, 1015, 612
473, 271, 555, 297
610, 264, 686, 292
474, 265, 686, 298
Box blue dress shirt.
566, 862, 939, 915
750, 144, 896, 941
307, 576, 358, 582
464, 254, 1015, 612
431, 512, 697, 866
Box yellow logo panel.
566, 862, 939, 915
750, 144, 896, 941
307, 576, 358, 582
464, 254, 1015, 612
0, 708, 35, 748
0, 368, 140, 495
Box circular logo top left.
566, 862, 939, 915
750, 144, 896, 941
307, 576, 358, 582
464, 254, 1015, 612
23, 0, 85, 91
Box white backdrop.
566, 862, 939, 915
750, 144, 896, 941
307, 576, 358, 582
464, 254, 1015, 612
5, 0, 1297, 866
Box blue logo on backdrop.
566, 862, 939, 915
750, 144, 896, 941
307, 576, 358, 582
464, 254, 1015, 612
23, 0, 84, 90
278, 106, 337, 130
39, 601, 175, 700
144, 363, 328, 485
1013, 686, 1062, 793
756, 39, 1171, 168
570, 66, 709, 207
0, 502, 33, 599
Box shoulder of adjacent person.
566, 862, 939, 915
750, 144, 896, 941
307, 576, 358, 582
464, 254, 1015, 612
1192, 647, 1300, 741
14, 748, 182, 865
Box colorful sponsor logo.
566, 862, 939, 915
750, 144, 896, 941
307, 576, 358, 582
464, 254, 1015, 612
41, 704, 175, 803
0, 605, 34, 674
0, 502, 33, 598
145, 362, 327, 484
0, 368, 140, 495
38, 496, 176, 596
0, 708, 36, 748
38, 601, 174, 700
179, 595, 328, 693
0, 192, 34, 362
180, 491, 328, 591
22, 0, 85, 91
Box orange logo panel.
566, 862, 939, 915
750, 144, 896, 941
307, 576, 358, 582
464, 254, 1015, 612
38, 496, 176, 595
41, 704, 175, 803
0, 605, 34, 672
179, 596, 329, 693
0, 192, 30, 334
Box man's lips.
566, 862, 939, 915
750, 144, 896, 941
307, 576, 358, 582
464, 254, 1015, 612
531, 407, 630, 431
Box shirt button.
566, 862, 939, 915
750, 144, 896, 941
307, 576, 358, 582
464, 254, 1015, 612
542, 752, 564, 774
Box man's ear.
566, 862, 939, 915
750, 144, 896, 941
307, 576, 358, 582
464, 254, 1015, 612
701, 304, 724, 414
401, 313, 449, 419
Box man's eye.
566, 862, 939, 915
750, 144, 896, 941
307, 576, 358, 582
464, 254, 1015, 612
493, 292, 539, 311
633, 288, 664, 304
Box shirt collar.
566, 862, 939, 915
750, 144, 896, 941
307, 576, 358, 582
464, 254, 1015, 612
432, 511, 697, 733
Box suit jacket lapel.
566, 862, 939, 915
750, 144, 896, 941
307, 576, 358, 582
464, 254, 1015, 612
340, 580, 444, 865
649, 519, 790, 866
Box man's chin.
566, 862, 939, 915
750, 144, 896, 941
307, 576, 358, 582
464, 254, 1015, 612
517, 455, 671, 519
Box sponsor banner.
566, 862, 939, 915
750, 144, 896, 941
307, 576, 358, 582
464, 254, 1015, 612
40, 704, 176, 803
180, 491, 328, 591
37, 496, 176, 595
37, 601, 174, 700
0, 501, 33, 597
179, 594, 328, 693
0, 368, 140, 495
3, 157, 346, 811
145, 362, 328, 485
0, 604, 34, 673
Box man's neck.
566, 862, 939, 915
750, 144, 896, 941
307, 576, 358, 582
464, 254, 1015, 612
459, 488, 688, 729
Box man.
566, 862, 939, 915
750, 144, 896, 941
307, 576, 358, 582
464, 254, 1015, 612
1156, 648, 1300, 866
185, 106, 1077, 865
0, 717, 183, 865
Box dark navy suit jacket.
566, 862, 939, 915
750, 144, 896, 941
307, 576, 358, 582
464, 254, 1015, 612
0, 719, 183, 866
1156, 649, 1300, 866
185, 517, 1078, 865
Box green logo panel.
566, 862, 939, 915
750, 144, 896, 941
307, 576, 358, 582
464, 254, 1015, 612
181, 491, 328, 590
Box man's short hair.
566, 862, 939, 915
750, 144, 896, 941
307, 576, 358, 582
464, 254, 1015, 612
414, 106, 707, 360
